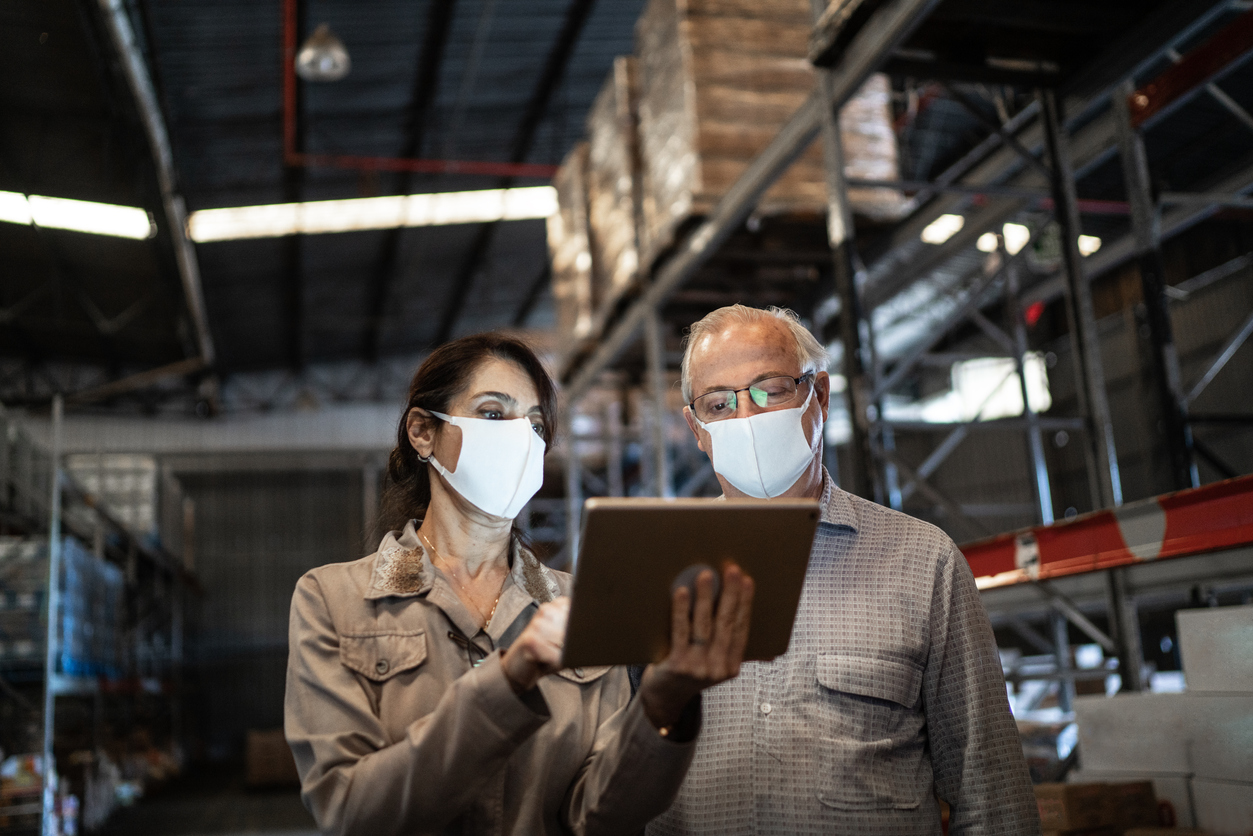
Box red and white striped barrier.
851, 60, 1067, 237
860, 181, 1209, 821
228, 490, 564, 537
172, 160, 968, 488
962, 474, 1253, 589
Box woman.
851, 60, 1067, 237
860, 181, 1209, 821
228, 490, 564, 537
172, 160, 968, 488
285, 333, 753, 836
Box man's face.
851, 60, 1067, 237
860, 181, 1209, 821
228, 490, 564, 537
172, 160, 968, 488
683, 318, 830, 497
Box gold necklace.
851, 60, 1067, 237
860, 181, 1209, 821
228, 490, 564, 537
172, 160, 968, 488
419, 531, 504, 628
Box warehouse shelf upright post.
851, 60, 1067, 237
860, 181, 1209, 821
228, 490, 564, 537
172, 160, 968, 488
0, 401, 197, 836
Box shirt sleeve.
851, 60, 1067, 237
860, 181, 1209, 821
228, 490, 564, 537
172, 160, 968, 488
563, 691, 700, 836
284, 572, 550, 836
925, 544, 1042, 836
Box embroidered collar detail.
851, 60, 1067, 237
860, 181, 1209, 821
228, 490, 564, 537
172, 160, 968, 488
366, 519, 560, 602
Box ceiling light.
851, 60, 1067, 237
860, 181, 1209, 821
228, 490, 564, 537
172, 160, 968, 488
1002, 223, 1031, 255
296, 23, 351, 82
1077, 234, 1102, 256
920, 213, 964, 245
0, 191, 33, 225
185, 186, 559, 243
976, 232, 998, 253
0, 191, 153, 239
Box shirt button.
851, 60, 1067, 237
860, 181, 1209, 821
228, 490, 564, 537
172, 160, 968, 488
573, 667, 585, 678
375, 659, 389, 675
760, 702, 772, 715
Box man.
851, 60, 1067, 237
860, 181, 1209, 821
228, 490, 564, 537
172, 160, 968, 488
648, 305, 1040, 835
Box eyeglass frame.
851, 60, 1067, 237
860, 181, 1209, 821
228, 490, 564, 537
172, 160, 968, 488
688, 372, 816, 423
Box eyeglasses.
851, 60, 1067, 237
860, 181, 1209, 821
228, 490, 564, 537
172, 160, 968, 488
447, 630, 488, 668
689, 373, 814, 423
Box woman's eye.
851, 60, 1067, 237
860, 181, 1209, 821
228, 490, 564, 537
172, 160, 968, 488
531, 422, 544, 437
481, 409, 503, 420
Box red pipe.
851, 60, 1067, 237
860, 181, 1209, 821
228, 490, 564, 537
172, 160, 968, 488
280, 0, 557, 180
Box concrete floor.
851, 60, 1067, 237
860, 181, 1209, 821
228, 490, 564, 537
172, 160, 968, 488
98, 765, 317, 836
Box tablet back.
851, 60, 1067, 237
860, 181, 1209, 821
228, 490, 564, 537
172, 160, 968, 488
562, 497, 821, 668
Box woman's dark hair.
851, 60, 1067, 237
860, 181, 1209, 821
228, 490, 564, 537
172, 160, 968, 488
377, 332, 558, 536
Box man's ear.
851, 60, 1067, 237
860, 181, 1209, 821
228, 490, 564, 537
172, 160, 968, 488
683, 406, 709, 455
406, 407, 436, 459
814, 371, 831, 424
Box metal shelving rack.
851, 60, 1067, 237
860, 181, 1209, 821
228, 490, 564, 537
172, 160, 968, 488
0, 398, 195, 835
550, 0, 1253, 717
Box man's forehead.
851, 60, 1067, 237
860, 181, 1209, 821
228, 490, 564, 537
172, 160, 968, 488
688, 319, 799, 386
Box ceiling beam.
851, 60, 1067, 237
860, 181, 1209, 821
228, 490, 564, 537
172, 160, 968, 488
432, 0, 598, 346
363, 0, 458, 362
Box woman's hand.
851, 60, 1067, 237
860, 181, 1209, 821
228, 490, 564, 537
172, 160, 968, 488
638, 565, 755, 732
501, 597, 569, 693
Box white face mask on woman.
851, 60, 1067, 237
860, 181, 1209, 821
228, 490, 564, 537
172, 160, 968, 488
426, 411, 545, 519
693, 385, 816, 498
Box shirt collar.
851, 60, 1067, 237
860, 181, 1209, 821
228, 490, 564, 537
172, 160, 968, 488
818, 467, 860, 531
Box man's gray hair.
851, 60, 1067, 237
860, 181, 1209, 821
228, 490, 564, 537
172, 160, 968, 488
680, 305, 829, 402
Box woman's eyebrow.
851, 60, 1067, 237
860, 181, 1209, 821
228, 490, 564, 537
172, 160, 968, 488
468, 390, 518, 406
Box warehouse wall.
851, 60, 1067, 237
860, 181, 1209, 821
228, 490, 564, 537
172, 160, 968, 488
178, 469, 365, 761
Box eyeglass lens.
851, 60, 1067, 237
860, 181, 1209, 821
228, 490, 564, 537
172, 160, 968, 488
695, 376, 805, 421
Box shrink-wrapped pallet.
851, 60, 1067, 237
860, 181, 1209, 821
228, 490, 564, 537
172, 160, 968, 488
586, 56, 643, 325
547, 142, 594, 347
635, 0, 906, 267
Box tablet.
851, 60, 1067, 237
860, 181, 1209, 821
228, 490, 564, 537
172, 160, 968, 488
561, 497, 821, 668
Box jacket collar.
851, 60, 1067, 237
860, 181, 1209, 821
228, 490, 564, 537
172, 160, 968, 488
365, 519, 560, 604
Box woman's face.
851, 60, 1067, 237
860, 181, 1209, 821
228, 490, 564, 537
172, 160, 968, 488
407, 357, 545, 473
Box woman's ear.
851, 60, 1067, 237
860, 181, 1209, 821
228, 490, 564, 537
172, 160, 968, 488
406, 407, 437, 460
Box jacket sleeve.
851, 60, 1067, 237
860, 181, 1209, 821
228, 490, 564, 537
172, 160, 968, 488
925, 544, 1042, 836
284, 572, 549, 836
563, 680, 699, 836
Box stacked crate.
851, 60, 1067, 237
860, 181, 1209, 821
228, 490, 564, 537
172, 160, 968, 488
585, 56, 644, 330
0, 536, 123, 678
633, 0, 907, 269
547, 142, 594, 353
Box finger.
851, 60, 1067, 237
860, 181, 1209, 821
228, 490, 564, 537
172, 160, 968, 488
670, 585, 691, 653
727, 574, 755, 666
690, 569, 716, 648
707, 564, 744, 662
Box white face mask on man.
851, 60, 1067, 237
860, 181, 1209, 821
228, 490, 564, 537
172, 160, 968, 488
425, 411, 546, 519
693, 384, 817, 498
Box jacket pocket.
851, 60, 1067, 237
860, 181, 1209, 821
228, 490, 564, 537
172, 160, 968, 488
554, 665, 612, 685
340, 631, 428, 682
812, 652, 925, 811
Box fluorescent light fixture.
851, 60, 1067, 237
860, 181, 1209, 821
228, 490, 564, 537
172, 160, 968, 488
0, 191, 152, 239
1077, 234, 1102, 256
29, 195, 153, 239
976, 231, 998, 253
1002, 222, 1031, 255
920, 213, 964, 245
0, 191, 33, 225
186, 186, 559, 243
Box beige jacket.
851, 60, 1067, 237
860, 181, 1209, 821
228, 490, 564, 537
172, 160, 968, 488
285, 521, 695, 836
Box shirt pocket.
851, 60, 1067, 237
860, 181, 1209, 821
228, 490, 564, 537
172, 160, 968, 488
339, 631, 428, 682
812, 652, 925, 811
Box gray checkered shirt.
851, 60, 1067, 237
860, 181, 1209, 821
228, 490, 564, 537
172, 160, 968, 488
648, 471, 1040, 835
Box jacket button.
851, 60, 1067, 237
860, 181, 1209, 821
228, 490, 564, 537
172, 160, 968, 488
375, 659, 389, 675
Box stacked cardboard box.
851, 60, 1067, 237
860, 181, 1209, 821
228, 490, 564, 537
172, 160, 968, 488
244, 729, 300, 789
547, 142, 595, 353
586, 56, 643, 327
1034, 780, 1159, 835
1070, 605, 1252, 835
633, 0, 907, 269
